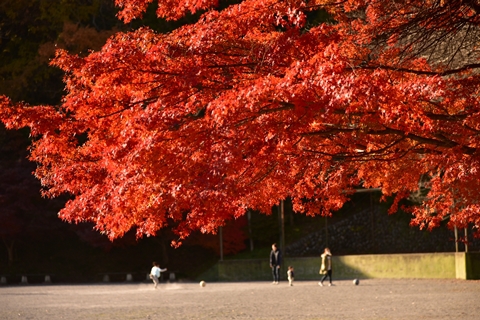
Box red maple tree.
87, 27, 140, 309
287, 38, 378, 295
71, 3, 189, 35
1, 0, 480, 243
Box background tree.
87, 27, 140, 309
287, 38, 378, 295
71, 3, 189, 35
0, 125, 67, 266
0, 0, 123, 105
0, 0, 123, 271
1, 0, 480, 245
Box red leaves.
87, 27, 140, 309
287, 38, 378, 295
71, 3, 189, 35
115, 0, 220, 22
2, 0, 480, 240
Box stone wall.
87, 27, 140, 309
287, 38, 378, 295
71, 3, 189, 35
285, 209, 479, 257
200, 252, 480, 282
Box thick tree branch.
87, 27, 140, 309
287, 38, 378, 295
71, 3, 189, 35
358, 62, 480, 76
462, 0, 480, 14
302, 126, 477, 155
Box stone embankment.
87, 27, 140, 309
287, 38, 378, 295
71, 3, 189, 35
286, 209, 480, 257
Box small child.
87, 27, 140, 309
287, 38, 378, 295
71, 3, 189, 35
287, 266, 294, 286
150, 261, 167, 289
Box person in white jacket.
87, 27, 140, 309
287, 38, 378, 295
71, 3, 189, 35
150, 261, 167, 288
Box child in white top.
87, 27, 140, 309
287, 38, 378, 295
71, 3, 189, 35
287, 266, 295, 286
150, 261, 167, 288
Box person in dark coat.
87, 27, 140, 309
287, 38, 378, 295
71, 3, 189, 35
269, 243, 282, 284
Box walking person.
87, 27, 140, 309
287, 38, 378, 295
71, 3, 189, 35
150, 261, 167, 289
269, 243, 282, 284
319, 248, 333, 286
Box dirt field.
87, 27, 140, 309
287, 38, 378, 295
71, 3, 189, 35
1, 279, 479, 319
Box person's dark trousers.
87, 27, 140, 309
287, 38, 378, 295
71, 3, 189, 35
321, 270, 332, 284
272, 265, 280, 282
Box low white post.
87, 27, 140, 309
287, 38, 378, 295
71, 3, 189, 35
126, 273, 133, 282
103, 275, 110, 282
44, 275, 52, 283
21, 276, 28, 284
1, 276, 6, 284
169, 273, 176, 282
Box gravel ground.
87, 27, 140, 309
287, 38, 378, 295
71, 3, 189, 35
1, 279, 479, 319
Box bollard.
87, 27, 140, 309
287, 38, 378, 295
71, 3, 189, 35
146, 273, 150, 281
126, 273, 133, 282
103, 274, 110, 282
21, 276, 28, 284
1, 276, 6, 284
169, 272, 175, 282
44, 275, 52, 283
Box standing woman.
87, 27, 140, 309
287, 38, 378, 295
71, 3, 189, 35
319, 248, 333, 286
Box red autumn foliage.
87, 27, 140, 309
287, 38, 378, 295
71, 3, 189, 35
2, 0, 480, 242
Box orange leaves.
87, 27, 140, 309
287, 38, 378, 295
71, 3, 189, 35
115, 0, 220, 22
3, 0, 480, 240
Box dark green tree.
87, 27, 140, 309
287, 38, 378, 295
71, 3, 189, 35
0, 0, 121, 104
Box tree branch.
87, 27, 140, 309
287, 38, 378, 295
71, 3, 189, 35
358, 62, 480, 76
302, 126, 477, 155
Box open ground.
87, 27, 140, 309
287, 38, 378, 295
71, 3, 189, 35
1, 279, 479, 319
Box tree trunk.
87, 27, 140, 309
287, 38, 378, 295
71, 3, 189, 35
154, 234, 169, 265
2, 237, 15, 266
247, 210, 254, 252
